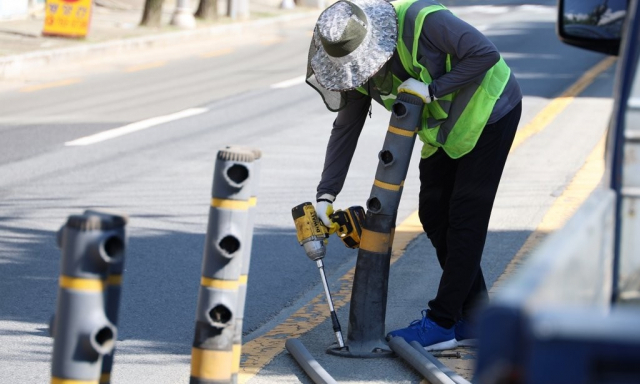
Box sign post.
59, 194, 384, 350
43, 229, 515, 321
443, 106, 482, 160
43, 0, 92, 38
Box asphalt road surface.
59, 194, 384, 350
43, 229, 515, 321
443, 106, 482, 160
0, 1, 616, 383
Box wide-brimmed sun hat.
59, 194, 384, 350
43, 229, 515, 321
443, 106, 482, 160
308, 0, 398, 92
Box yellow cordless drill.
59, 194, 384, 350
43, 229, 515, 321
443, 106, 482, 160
291, 202, 366, 348
292, 202, 343, 347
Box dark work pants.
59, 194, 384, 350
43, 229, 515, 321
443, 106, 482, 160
419, 102, 522, 329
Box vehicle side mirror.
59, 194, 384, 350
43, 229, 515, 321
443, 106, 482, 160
557, 0, 628, 55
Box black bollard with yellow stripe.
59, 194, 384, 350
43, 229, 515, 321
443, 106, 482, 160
191, 148, 255, 384
51, 211, 128, 384
329, 92, 424, 358
226, 147, 262, 384
84, 212, 129, 384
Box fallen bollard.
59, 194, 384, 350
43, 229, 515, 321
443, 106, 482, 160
409, 341, 471, 384
286, 338, 338, 384
330, 93, 424, 358
51, 211, 128, 384
190, 148, 255, 384
389, 337, 455, 384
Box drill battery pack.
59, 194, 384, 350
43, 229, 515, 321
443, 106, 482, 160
330, 206, 366, 249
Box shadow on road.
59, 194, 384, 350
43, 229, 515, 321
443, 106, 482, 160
0, 210, 531, 362
0, 216, 358, 358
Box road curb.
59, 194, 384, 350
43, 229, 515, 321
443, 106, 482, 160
0, 10, 320, 80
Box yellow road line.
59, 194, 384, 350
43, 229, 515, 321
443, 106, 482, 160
490, 135, 606, 294
201, 48, 234, 58
124, 61, 167, 73
19, 78, 82, 93
239, 211, 423, 384
510, 56, 616, 152
238, 57, 613, 382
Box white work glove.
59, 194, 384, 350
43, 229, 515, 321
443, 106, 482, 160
397, 78, 436, 104
316, 194, 339, 233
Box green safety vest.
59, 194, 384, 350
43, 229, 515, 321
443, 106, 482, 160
358, 0, 511, 158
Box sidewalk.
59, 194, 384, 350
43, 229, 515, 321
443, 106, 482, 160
0, 0, 321, 79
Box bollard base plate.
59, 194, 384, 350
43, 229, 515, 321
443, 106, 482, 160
326, 343, 394, 358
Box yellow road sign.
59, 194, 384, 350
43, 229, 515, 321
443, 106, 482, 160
43, 0, 92, 38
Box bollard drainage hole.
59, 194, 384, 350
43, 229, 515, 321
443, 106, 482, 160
380, 150, 394, 165
226, 164, 249, 185
102, 236, 124, 260
392, 103, 407, 118
367, 197, 382, 212
209, 305, 232, 325
218, 235, 240, 256
95, 326, 114, 347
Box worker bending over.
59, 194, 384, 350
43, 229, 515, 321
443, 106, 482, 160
306, 0, 522, 350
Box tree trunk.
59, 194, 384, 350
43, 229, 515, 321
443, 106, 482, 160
140, 0, 165, 27
195, 0, 217, 21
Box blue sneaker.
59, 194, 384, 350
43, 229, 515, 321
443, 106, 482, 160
455, 319, 478, 347
386, 310, 457, 351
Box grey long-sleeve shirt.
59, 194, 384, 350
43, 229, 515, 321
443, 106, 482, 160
316, 8, 522, 201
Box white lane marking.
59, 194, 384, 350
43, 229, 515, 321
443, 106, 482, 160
65, 108, 208, 146
270, 75, 305, 89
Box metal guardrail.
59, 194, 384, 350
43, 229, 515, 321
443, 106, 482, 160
474, 188, 640, 383
491, 188, 616, 308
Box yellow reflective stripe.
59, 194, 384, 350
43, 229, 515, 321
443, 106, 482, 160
249, 197, 257, 207
211, 198, 250, 210
359, 229, 392, 253
51, 378, 98, 384
374, 179, 404, 191
99, 373, 110, 384
201, 277, 239, 290
239, 275, 248, 285
59, 276, 104, 292
191, 347, 233, 381
388, 125, 418, 137
106, 274, 122, 286
231, 343, 242, 374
